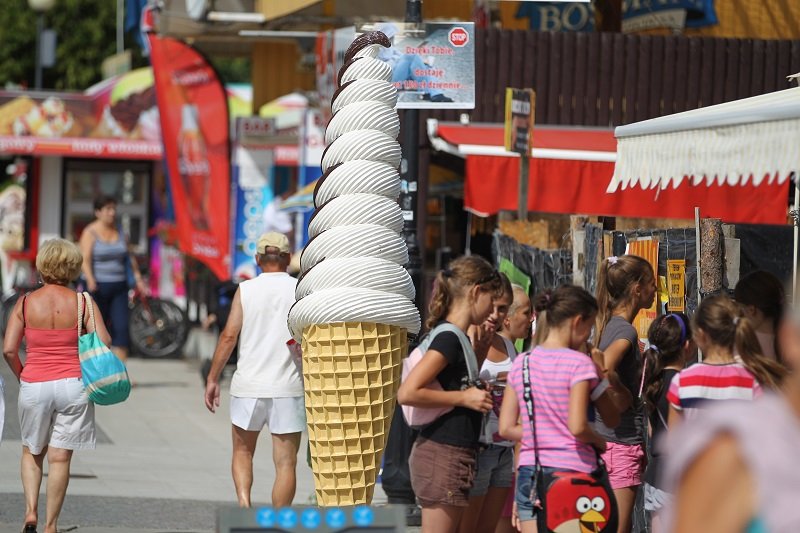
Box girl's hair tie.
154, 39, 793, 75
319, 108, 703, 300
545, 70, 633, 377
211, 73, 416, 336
667, 313, 688, 344
649, 344, 661, 354
733, 316, 740, 326
607, 256, 619, 265
442, 268, 454, 278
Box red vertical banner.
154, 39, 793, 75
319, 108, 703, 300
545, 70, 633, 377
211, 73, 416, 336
146, 30, 231, 280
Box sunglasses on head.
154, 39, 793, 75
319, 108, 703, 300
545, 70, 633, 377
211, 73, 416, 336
476, 270, 500, 286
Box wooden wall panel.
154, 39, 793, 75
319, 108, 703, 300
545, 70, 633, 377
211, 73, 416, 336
429, 31, 799, 128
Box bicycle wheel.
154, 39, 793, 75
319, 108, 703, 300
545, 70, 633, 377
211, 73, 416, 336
129, 297, 189, 359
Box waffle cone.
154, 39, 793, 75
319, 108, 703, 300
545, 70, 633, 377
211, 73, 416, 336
301, 321, 407, 506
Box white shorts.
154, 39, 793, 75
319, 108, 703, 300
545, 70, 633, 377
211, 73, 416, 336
230, 396, 305, 434
18, 377, 96, 455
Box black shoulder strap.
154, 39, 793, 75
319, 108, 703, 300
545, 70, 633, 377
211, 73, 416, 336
522, 354, 541, 467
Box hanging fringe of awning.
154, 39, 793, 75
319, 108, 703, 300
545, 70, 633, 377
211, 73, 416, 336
608, 86, 800, 192
608, 117, 800, 192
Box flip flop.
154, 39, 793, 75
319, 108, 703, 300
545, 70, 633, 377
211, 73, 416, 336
23, 524, 37, 533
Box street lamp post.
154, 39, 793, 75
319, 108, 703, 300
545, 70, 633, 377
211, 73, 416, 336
28, 0, 56, 90
400, 0, 425, 313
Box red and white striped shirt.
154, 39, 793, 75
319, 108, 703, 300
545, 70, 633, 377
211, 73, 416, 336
667, 362, 762, 419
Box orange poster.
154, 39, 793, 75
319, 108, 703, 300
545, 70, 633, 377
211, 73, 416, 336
626, 238, 659, 339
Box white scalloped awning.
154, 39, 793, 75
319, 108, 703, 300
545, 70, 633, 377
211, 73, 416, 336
608, 87, 800, 193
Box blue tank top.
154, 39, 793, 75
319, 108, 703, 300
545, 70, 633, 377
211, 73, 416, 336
92, 231, 127, 283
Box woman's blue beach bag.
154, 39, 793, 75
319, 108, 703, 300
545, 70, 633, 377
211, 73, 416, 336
78, 292, 131, 405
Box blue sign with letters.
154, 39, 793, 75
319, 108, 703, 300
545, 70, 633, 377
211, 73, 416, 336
516, 0, 717, 32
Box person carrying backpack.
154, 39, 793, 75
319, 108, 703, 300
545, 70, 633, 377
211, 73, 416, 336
398, 255, 503, 533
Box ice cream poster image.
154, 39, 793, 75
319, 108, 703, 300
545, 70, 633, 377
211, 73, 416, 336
356, 22, 475, 109
146, 32, 231, 281
288, 31, 421, 506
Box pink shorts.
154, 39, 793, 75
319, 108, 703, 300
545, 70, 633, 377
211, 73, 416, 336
601, 442, 645, 490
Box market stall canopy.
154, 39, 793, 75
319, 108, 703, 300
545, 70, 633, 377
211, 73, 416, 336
246, 92, 311, 166
431, 119, 789, 224
0, 68, 251, 160
608, 87, 800, 192
430, 120, 618, 217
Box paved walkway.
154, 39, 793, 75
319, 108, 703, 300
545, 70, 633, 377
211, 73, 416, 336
0, 356, 392, 531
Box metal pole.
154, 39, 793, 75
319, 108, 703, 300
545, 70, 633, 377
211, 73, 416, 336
695, 206, 702, 360
117, 0, 124, 54
400, 0, 424, 311
517, 153, 529, 220
34, 13, 43, 90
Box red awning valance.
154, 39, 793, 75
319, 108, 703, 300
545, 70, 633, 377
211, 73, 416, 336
465, 155, 787, 224
431, 121, 788, 224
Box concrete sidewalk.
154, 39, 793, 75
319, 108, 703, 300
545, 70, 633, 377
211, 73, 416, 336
2, 357, 390, 531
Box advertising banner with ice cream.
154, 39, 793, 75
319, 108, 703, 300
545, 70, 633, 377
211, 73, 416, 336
353, 22, 475, 110
147, 33, 231, 281
0, 73, 163, 160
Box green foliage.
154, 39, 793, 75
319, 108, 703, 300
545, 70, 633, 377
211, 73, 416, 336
0, 0, 148, 91
209, 56, 251, 85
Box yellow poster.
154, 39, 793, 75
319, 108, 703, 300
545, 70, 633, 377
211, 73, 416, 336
504, 88, 535, 154
667, 259, 686, 312
626, 238, 659, 339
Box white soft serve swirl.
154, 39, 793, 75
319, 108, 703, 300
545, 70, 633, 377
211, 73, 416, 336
288, 40, 421, 340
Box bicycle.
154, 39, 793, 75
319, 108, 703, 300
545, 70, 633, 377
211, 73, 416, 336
128, 288, 189, 359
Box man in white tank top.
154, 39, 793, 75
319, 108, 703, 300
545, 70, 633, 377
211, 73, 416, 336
203, 232, 304, 508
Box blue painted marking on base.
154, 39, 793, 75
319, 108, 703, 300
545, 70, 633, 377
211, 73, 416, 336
353, 506, 374, 527
301, 508, 322, 529
255, 507, 275, 527
325, 508, 346, 528
277, 507, 298, 528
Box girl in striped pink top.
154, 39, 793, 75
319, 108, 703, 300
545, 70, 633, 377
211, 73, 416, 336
667, 294, 785, 425
499, 285, 620, 531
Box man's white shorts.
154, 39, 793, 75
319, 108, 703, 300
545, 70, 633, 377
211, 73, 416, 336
18, 377, 95, 455
230, 396, 305, 434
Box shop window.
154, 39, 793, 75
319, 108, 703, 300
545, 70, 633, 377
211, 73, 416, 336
63, 159, 150, 254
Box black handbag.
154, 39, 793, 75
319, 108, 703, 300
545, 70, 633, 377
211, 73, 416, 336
522, 354, 619, 533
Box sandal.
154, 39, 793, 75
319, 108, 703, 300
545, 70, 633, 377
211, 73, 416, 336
23, 524, 37, 533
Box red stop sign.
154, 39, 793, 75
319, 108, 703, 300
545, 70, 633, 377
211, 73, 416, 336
448, 27, 469, 47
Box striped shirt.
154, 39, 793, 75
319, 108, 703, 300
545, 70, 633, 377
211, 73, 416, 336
667, 362, 762, 419
509, 346, 599, 473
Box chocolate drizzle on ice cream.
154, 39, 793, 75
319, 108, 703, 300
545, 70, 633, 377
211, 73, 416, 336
288, 31, 421, 340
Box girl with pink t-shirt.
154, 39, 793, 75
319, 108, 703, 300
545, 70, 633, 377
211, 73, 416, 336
499, 285, 619, 532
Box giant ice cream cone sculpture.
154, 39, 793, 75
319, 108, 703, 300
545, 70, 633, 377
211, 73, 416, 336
287, 31, 421, 506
